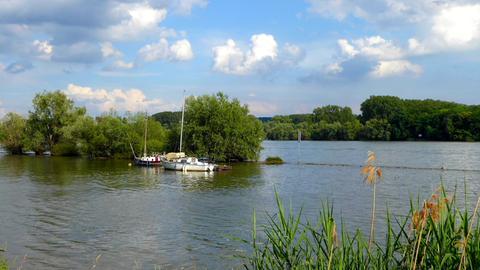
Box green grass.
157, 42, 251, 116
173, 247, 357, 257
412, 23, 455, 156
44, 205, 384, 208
244, 187, 480, 269
265, 156, 284, 165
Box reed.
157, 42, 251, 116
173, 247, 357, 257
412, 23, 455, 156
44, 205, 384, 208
244, 158, 480, 269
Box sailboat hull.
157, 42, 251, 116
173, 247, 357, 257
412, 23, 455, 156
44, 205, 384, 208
134, 158, 163, 166
163, 161, 215, 172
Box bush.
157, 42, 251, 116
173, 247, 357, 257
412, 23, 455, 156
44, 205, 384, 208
265, 156, 284, 165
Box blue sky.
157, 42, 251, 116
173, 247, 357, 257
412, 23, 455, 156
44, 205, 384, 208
0, 0, 479, 116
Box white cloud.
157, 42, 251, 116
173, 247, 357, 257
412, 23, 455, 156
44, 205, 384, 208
325, 35, 421, 79
212, 39, 246, 74
65, 84, 174, 112
138, 38, 193, 62
212, 34, 301, 75
111, 60, 135, 70
345, 36, 405, 60
338, 39, 358, 57
169, 39, 194, 61
431, 4, 480, 48
370, 60, 422, 78
108, 2, 168, 41
32, 40, 53, 60
101, 42, 122, 58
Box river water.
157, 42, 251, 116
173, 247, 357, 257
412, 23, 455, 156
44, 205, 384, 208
1, 141, 480, 269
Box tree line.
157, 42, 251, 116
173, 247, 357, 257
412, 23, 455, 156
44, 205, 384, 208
263, 96, 480, 141
0, 91, 264, 161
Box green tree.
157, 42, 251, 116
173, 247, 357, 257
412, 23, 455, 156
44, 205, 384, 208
360, 119, 392, 140
151, 111, 181, 129
0, 112, 27, 154
181, 92, 265, 161
312, 105, 357, 123
26, 91, 86, 153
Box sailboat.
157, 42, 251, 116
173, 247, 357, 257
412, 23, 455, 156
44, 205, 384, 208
162, 92, 216, 172
131, 114, 164, 166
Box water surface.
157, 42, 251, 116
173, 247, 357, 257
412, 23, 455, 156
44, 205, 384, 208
1, 141, 480, 269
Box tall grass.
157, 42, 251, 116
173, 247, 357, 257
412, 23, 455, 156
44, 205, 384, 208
244, 152, 480, 269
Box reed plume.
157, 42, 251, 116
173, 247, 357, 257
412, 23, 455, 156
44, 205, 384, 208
361, 151, 382, 250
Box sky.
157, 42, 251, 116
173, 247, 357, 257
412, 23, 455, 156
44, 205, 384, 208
0, 0, 479, 117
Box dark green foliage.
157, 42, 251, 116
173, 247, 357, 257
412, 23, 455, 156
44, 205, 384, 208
264, 105, 360, 141
180, 92, 265, 162
26, 91, 86, 153
265, 156, 284, 165
0, 113, 27, 154
151, 111, 182, 129
0, 91, 169, 158
264, 96, 480, 142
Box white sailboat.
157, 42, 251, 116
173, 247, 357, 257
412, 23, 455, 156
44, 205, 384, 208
132, 114, 164, 166
163, 92, 216, 172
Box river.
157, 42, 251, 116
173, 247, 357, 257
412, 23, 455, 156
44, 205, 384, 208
1, 141, 480, 269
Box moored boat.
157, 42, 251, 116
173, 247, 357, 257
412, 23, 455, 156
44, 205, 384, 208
162, 157, 215, 172
162, 91, 217, 172
131, 114, 164, 167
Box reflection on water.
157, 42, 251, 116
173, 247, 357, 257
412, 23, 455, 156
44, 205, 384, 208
1, 141, 480, 269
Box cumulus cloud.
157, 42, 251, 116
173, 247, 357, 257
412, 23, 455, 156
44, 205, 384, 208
138, 38, 193, 62
431, 4, 480, 49
308, 1, 480, 53
5, 62, 33, 74
319, 35, 421, 79
107, 2, 168, 41
64, 83, 175, 112
212, 34, 303, 75
101, 42, 122, 58
32, 40, 53, 60
371, 60, 422, 78
0, 0, 201, 66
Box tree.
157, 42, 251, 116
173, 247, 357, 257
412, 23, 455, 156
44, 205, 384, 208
151, 111, 182, 129
181, 92, 265, 161
313, 105, 357, 123
0, 113, 27, 154
27, 91, 86, 153
360, 119, 392, 140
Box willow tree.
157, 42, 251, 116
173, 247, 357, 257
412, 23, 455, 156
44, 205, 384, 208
181, 92, 265, 162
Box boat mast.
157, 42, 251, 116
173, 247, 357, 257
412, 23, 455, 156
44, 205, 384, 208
179, 90, 185, 152
143, 112, 148, 157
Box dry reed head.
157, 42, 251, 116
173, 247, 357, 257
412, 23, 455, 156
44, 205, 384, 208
361, 151, 382, 185
412, 191, 447, 230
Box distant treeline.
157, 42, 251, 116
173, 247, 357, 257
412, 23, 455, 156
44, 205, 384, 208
0, 92, 264, 161
262, 96, 480, 141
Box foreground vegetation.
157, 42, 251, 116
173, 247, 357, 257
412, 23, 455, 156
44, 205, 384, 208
244, 153, 480, 269
264, 96, 480, 141
0, 91, 264, 161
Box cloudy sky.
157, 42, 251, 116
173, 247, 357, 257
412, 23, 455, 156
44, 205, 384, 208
0, 0, 479, 116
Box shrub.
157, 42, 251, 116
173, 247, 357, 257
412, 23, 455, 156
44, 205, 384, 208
265, 156, 284, 165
